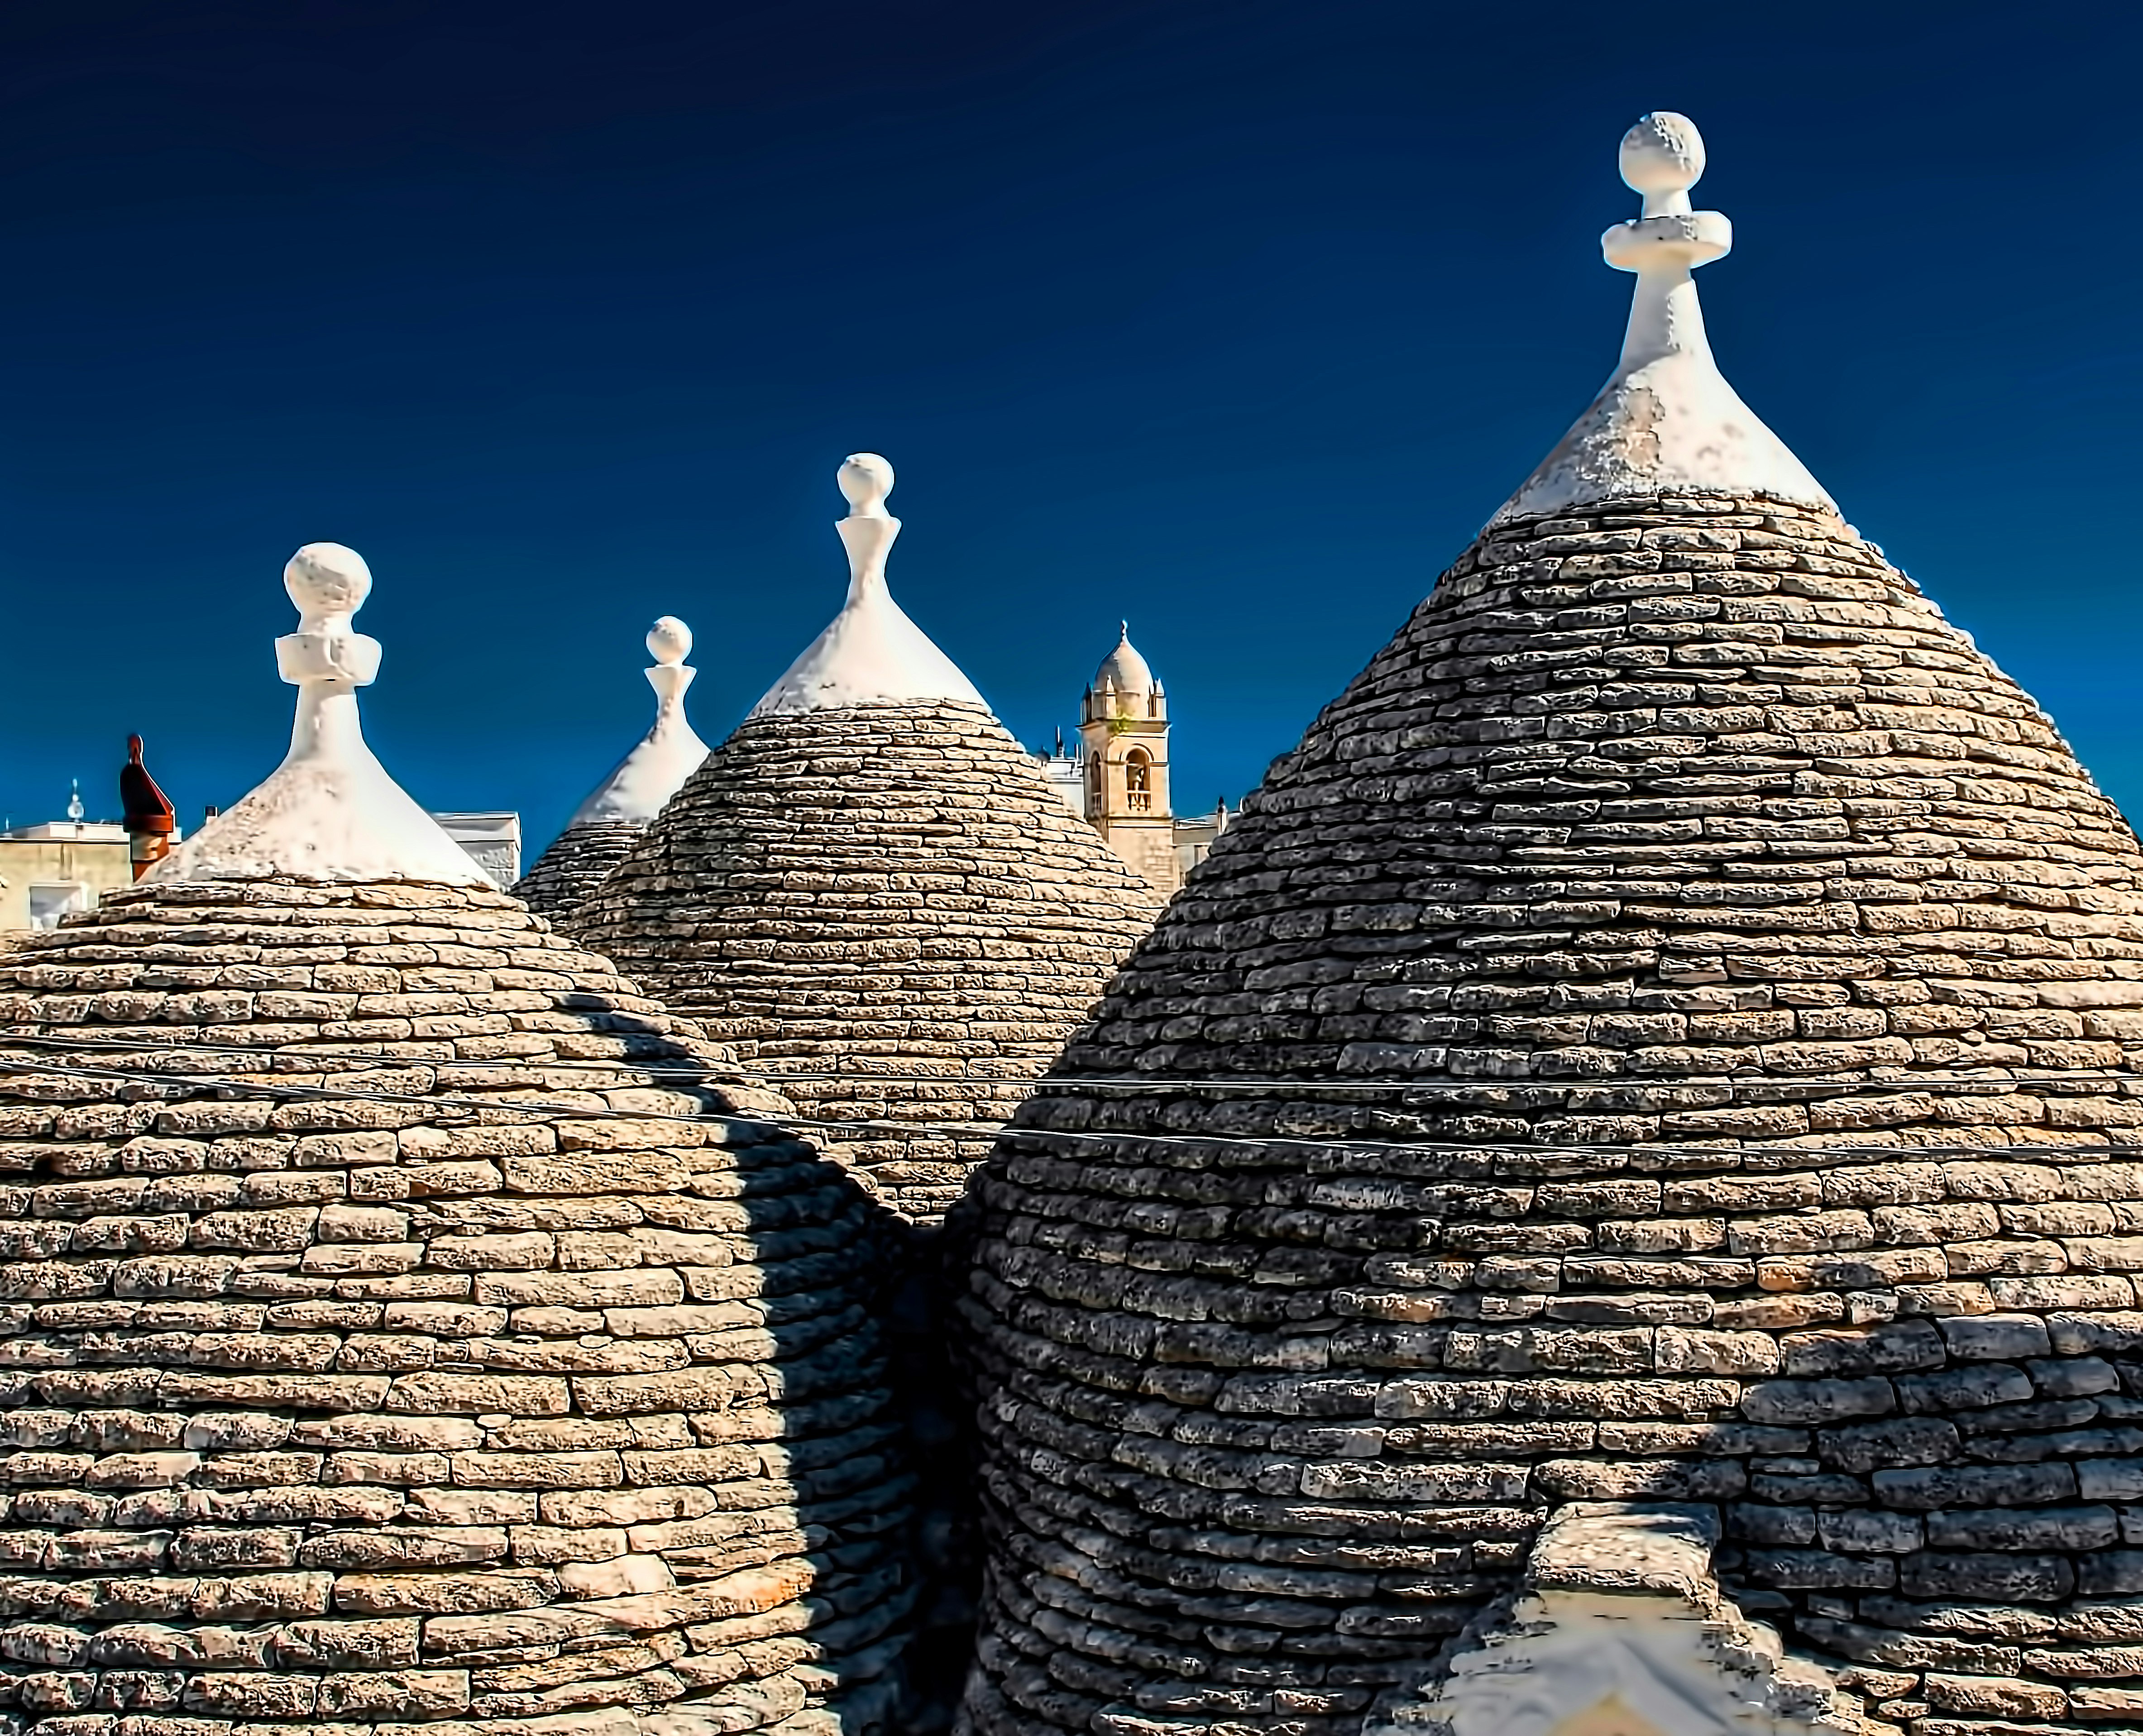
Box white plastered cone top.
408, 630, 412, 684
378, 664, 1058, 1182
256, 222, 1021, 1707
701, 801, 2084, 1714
566, 615, 712, 827
1493, 111, 1835, 525
748, 453, 991, 717
148, 543, 488, 886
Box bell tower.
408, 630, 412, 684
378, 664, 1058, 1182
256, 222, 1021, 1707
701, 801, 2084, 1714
1077, 622, 1181, 895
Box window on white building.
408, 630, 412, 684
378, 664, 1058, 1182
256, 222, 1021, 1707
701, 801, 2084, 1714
27, 882, 91, 929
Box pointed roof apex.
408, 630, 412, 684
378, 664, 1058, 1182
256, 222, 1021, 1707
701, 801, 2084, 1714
148, 542, 485, 886
749, 452, 989, 717
564, 614, 713, 827
1093, 620, 1158, 696
1492, 112, 1835, 526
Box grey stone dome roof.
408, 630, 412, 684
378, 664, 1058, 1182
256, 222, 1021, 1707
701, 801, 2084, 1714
958, 492, 2143, 1736
514, 817, 645, 918
0, 876, 914, 1736
572, 699, 1162, 1225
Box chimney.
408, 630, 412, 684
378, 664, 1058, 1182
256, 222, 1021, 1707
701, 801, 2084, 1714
119, 734, 177, 880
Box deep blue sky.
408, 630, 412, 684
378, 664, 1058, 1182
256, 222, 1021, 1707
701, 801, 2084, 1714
3, 1, 2138, 853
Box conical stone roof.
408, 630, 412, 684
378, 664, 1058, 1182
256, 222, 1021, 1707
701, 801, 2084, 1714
959, 117, 2143, 1736
0, 880, 915, 1736
0, 545, 918, 1736
516, 617, 712, 921
575, 457, 1162, 1225
514, 816, 646, 919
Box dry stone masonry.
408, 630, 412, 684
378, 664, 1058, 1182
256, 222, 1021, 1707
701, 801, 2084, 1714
574, 459, 1163, 1734
574, 460, 1160, 1225
575, 700, 1163, 1224
0, 877, 915, 1736
0, 543, 918, 1736
957, 117, 2143, 1736
515, 821, 645, 923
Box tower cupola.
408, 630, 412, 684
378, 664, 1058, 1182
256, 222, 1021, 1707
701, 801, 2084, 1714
1076, 620, 1179, 893
1084, 621, 1164, 720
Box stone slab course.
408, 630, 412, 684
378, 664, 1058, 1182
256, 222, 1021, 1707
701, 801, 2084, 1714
0, 878, 916, 1736
957, 496, 2143, 1736
573, 696, 1163, 1733
574, 701, 1162, 1227
513, 823, 646, 923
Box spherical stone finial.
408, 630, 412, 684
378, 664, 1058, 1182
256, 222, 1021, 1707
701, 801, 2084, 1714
284, 541, 373, 626
647, 615, 693, 665
839, 452, 895, 518
1620, 112, 1705, 199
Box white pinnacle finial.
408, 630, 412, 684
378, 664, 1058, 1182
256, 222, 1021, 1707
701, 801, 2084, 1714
1620, 111, 1705, 217
835, 454, 900, 599
285, 541, 373, 630
146, 542, 485, 886
839, 453, 895, 520
647, 615, 693, 665
748, 451, 989, 717
271, 543, 385, 712
562, 613, 709, 828
1491, 112, 1834, 525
